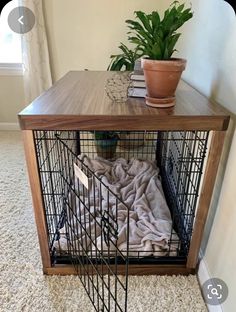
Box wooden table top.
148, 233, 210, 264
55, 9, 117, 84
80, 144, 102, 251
18, 71, 230, 131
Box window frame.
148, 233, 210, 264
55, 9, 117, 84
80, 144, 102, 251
0, 62, 23, 76
0, 0, 23, 76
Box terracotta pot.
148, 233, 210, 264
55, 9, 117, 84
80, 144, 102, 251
141, 58, 186, 108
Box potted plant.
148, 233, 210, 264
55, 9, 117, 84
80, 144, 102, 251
125, 2, 193, 107
93, 131, 119, 159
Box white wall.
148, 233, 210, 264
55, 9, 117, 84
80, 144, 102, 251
177, 0, 236, 114
0, 76, 25, 123
43, 0, 170, 81
176, 1, 236, 311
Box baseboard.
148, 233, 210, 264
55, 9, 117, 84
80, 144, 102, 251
0, 122, 20, 131
198, 256, 223, 312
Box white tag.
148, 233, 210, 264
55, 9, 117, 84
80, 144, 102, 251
74, 163, 90, 190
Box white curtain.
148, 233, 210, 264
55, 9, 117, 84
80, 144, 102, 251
20, 0, 52, 103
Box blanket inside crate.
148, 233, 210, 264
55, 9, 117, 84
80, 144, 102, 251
55, 156, 179, 257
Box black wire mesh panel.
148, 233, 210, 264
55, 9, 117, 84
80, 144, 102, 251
157, 131, 209, 256
34, 130, 65, 253
34, 130, 130, 311
58, 134, 130, 312
52, 131, 180, 260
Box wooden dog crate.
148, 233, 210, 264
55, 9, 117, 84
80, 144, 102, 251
18, 71, 229, 312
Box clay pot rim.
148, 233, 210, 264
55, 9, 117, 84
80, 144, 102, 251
141, 57, 186, 71
141, 57, 186, 63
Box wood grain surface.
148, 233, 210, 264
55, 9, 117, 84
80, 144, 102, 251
18, 71, 230, 131
45, 264, 195, 276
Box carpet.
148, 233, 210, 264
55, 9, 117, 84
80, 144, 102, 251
0, 131, 207, 312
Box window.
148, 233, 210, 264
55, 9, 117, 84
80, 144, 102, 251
0, 0, 22, 75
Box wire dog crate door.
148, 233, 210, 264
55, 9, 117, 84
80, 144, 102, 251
55, 133, 129, 312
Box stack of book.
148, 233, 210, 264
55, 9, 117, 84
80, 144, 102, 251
128, 59, 146, 98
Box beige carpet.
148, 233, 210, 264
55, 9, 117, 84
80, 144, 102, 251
0, 131, 207, 312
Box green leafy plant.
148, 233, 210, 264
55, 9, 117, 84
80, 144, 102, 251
107, 43, 142, 71
126, 2, 193, 60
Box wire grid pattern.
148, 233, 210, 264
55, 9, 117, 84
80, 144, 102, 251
68, 131, 180, 257
34, 130, 130, 312
158, 131, 209, 255
78, 131, 158, 161
34, 130, 65, 251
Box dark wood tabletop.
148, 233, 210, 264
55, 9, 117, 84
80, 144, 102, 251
18, 71, 230, 131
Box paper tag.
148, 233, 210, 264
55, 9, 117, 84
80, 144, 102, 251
74, 163, 90, 190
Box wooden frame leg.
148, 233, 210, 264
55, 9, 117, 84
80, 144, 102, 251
187, 131, 226, 269
23, 130, 51, 272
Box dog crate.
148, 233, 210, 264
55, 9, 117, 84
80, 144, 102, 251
34, 129, 209, 265
19, 71, 229, 312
